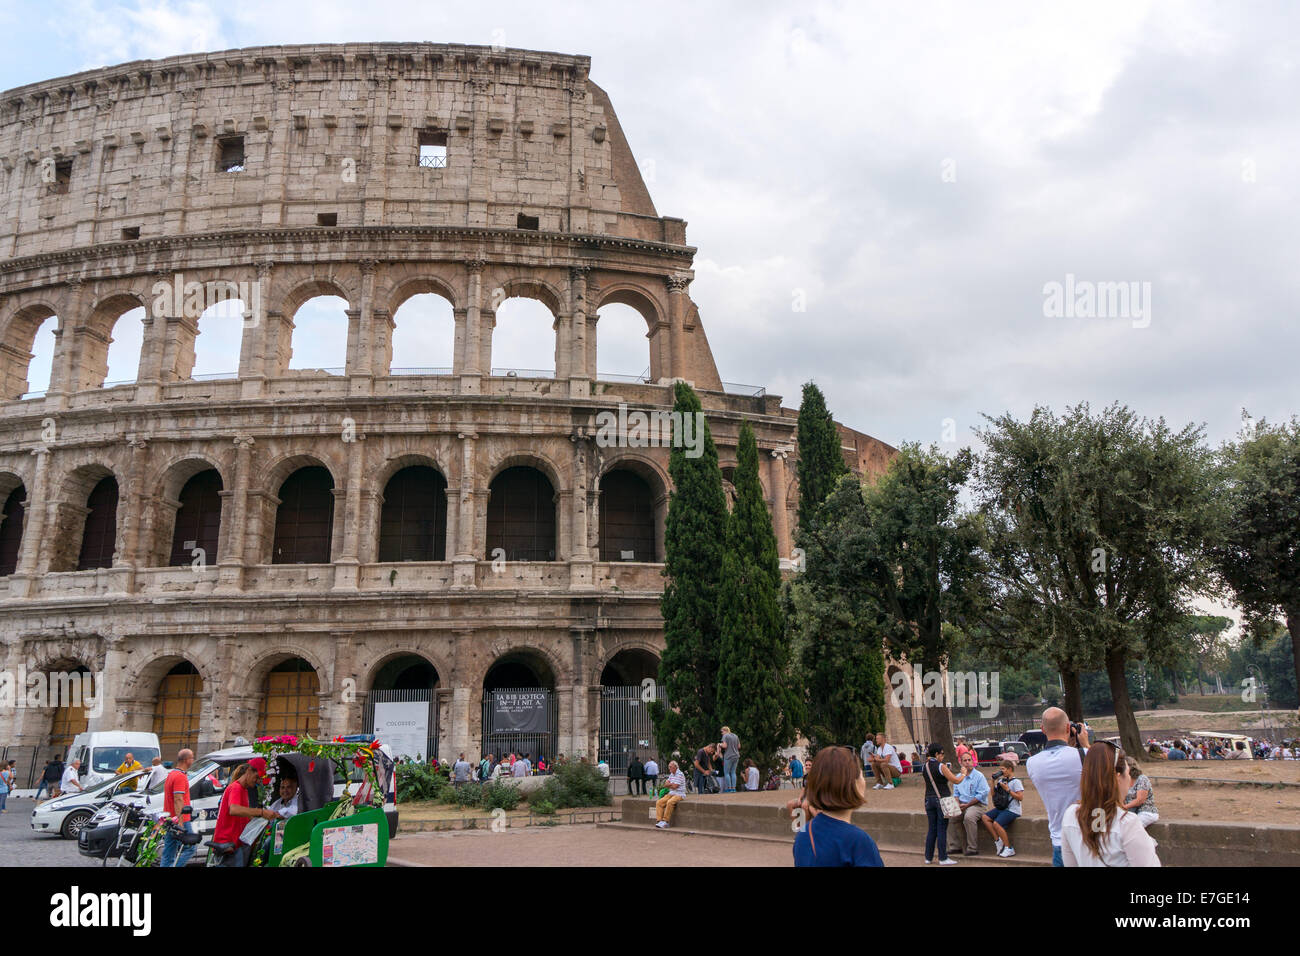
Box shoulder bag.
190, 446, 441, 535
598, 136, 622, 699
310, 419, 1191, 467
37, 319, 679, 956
924, 761, 963, 819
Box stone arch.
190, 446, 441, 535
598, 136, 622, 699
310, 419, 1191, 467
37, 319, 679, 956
595, 284, 667, 381
124, 649, 217, 702
593, 641, 662, 687
80, 291, 148, 390
0, 471, 28, 576
485, 449, 565, 493
477, 641, 566, 690
0, 301, 60, 400
371, 451, 452, 492
242, 645, 333, 698
362, 647, 450, 692
264, 456, 338, 565
261, 451, 342, 495
485, 454, 562, 562
148, 455, 227, 568
278, 276, 355, 320
245, 650, 328, 739
384, 285, 457, 374
377, 460, 449, 562
49, 462, 122, 572
385, 274, 460, 314
595, 455, 667, 563
489, 276, 563, 377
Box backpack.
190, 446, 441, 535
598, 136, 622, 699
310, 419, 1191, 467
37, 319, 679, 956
992, 776, 1013, 811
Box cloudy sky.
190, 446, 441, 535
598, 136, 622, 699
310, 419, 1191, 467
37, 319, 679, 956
2, 0, 1296, 451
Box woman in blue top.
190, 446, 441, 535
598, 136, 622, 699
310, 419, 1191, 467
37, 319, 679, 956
791, 747, 884, 867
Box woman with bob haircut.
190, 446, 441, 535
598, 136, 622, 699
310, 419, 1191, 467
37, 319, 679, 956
791, 746, 884, 867
1060, 741, 1161, 867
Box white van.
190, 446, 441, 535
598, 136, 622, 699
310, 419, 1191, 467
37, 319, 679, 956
66, 732, 162, 787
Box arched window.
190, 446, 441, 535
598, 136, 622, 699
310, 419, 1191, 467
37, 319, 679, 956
169, 469, 223, 566
599, 470, 656, 562
25, 314, 57, 397
272, 467, 334, 564
486, 466, 556, 561
0, 308, 57, 400
596, 302, 652, 381
379, 466, 447, 561
191, 298, 245, 379
389, 293, 454, 374
103, 306, 146, 387
259, 658, 320, 737
0, 484, 26, 575
491, 297, 557, 377
77, 476, 119, 570
154, 661, 202, 753
289, 296, 349, 372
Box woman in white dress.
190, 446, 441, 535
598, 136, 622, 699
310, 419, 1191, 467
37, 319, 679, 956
1061, 741, 1161, 867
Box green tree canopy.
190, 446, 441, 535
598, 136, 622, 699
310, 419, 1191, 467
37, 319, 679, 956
796, 381, 848, 533
716, 422, 798, 777
651, 382, 728, 757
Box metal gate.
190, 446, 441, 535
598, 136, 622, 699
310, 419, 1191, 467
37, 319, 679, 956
481, 688, 557, 763
598, 684, 663, 776
365, 689, 439, 762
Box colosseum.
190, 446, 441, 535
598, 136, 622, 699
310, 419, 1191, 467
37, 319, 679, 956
0, 42, 901, 784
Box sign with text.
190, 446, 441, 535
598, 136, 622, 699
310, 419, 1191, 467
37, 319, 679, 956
373, 701, 428, 760
491, 690, 550, 734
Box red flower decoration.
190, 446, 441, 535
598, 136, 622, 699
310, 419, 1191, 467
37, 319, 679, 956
308, 760, 315, 773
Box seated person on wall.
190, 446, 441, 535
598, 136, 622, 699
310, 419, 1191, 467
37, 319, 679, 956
1120, 756, 1158, 829
947, 750, 989, 857
654, 761, 687, 829
981, 759, 1024, 858
643, 756, 659, 793
868, 734, 902, 790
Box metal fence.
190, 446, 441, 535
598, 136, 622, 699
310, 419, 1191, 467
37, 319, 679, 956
950, 704, 1041, 743
481, 688, 557, 763
364, 689, 439, 762
598, 684, 663, 777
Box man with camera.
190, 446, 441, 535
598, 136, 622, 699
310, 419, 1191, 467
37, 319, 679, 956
1025, 707, 1090, 868
947, 750, 989, 856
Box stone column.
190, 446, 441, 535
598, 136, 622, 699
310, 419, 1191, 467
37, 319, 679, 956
478, 309, 496, 378
46, 277, 89, 409
769, 448, 792, 562
569, 432, 593, 589
460, 260, 485, 392
567, 267, 590, 397
218, 436, 254, 591
653, 491, 669, 564
238, 262, 273, 399
451, 308, 468, 374
451, 431, 478, 589
329, 633, 363, 731
11, 446, 50, 596
351, 259, 378, 386
117, 436, 149, 571
94, 636, 130, 733
665, 274, 691, 382
333, 433, 364, 590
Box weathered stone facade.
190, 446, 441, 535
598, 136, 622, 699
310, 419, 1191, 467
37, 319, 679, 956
0, 43, 900, 770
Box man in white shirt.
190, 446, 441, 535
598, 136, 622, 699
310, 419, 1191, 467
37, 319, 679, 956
145, 756, 168, 791
654, 761, 687, 829
1025, 707, 1089, 867
868, 734, 902, 790
60, 759, 83, 795
512, 754, 531, 777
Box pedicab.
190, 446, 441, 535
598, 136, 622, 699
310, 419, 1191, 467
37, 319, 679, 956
249, 734, 395, 868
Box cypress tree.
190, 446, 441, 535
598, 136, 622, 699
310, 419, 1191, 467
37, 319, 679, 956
716, 421, 797, 779
796, 381, 848, 533
651, 382, 728, 758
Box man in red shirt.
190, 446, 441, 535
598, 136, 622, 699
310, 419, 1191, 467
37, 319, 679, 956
160, 749, 196, 867
213, 760, 277, 867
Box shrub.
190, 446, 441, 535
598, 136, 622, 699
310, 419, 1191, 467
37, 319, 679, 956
533, 761, 611, 809
481, 780, 522, 812
439, 782, 483, 808
395, 762, 448, 802
530, 798, 556, 815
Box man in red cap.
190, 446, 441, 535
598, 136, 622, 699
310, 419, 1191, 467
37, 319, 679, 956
213, 760, 277, 867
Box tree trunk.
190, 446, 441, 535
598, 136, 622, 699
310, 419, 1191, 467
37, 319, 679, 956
1060, 663, 1083, 722
923, 655, 958, 771
1287, 609, 1300, 712
1107, 647, 1143, 755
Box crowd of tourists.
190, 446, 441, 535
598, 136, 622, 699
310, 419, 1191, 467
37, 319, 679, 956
777, 708, 1165, 867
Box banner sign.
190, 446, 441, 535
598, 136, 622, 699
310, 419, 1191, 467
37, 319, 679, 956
373, 701, 428, 760
491, 690, 550, 734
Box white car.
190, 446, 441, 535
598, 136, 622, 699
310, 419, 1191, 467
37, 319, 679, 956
31, 769, 152, 839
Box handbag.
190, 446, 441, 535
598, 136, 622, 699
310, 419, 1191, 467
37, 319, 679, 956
924, 761, 963, 819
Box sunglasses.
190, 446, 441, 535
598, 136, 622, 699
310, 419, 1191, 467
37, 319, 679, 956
1095, 738, 1127, 769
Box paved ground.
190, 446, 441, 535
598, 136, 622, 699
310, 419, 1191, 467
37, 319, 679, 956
386, 822, 1006, 867
0, 797, 101, 868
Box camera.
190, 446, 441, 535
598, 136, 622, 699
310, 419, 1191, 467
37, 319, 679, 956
1069, 721, 1083, 737
992, 770, 1005, 783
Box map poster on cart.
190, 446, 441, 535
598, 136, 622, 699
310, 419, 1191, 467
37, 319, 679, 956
321, 823, 379, 867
